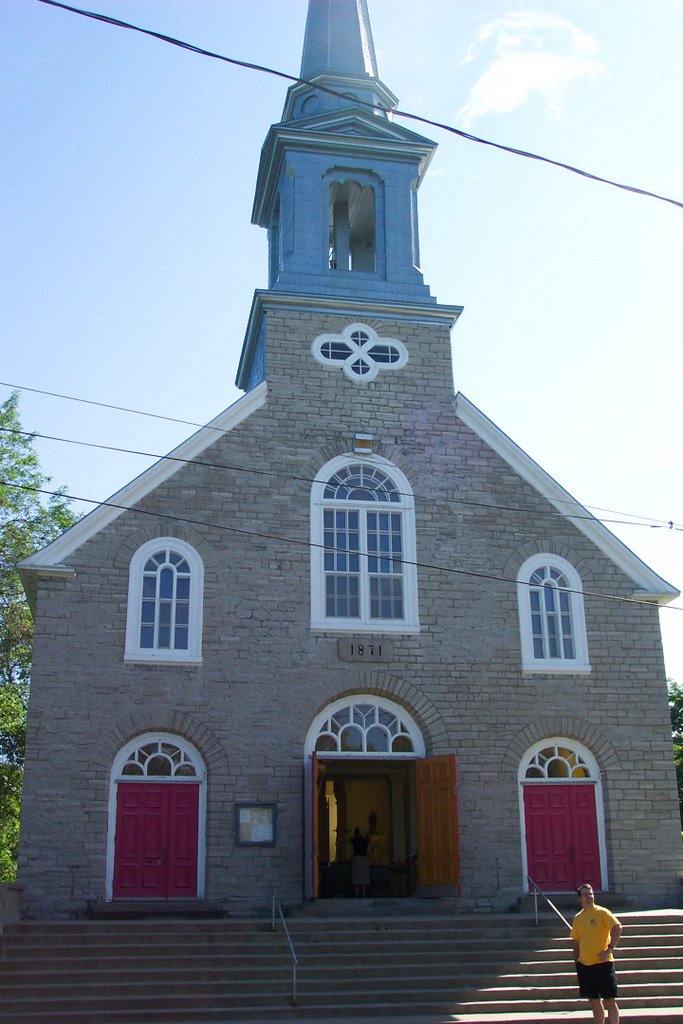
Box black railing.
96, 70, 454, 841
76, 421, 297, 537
527, 875, 572, 930
271, 886, 298, 1005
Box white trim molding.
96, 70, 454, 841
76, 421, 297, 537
517, 553, 591, 674
310, 453, 419, 633
518, 737, 608, 893
18, 383, 267, 611
106, 732, 207, 901
124, 537, 204, 664
454, 393, 679, 605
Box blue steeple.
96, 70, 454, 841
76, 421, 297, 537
284, 0, 395, 122
301, 0, 379, 80
238, 0, 449, 390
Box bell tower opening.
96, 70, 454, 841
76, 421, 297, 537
328, 180, 376, 272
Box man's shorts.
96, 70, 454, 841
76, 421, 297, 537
576, 960, 618, 1000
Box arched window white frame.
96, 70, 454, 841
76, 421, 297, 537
125, 538, 204, 663
518, 737, 607, 891
310, 455, 419, 632
516, 554, 590, 673
306, 696, 426, 758
106, 732, 207, 900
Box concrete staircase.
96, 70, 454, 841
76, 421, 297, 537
0, 907, 682, 1022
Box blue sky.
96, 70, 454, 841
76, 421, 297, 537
2, 0, 682, 681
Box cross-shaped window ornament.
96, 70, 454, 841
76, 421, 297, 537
311, 323, 408, 382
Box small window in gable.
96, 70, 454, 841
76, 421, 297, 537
312, 323, 407, 383
311, 456, 419, 633
125, 538, 204, 663
517, 554, 590, 673
329, 180, 375, 272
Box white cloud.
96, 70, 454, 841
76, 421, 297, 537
456, 11, 606, 128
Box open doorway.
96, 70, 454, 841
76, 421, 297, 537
305, 697, 459, 899
316, 759, 417, 898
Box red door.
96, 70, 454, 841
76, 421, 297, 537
524, 783, 601, 892
113, 783, 199, 898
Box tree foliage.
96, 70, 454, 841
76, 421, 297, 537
0, 393, 78, 880
668, 680, 683, 829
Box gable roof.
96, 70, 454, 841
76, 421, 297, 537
18, 382, 267, 610
18, 381, 677, 611
454, 392, 679, 604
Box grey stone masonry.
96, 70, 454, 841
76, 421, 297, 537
18, 300, 682, 918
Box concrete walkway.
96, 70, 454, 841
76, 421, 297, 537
223, 1012, 683, 1024
225, 1014, 683, 1024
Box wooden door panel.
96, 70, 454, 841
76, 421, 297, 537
416, 755, 459, 888
114, 783, 199, 899
524, 784, 601, 892
311, 753, 319, 899
570, 786, 601, 889
114, 784, 167, 897
167, 786, 199, 897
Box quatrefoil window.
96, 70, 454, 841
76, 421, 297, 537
311, 323, 408, 382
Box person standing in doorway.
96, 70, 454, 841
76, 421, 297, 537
350, 827, 371, 897
571, 883, 623, 1024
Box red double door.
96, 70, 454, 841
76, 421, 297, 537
113, 783, 199, 899
524, 783, 601, 892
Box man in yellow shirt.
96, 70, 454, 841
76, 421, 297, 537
571, 883, 623, 1024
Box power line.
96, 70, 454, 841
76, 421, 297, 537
0, 380, 227, 435
34, 0, 683, 211
5, 478, 680, 612
1, 420, 680, 535
1, 381, 679, 531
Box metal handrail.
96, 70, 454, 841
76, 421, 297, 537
271, 886, 298, 1006
527, 875, 572, 930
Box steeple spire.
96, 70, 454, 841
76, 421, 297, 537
300, 0, 379, 80
281, 0, 397, 122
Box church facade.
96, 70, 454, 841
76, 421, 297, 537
18, 0, 681, 919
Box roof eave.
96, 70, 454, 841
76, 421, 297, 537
454, 392, 680, 605
18, 384, 267, 573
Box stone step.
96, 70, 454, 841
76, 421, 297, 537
1, 911, 681, 1024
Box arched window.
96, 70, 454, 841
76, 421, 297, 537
306, 697, 425, 757
125, 538, 204, 663
522, 743, 594, 780
310, 456, 419, 631
516, 554, 590, 672
119, 739, 199, 777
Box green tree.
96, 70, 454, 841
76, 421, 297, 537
668, 679, 683, 829
0, 393, 78, 880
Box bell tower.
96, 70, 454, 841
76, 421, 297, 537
237, 0, 461, 392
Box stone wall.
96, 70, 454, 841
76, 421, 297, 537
18, 306, 682, 917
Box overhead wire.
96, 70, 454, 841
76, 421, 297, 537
1, 383, 679, 531
10, 5, 681, 603
4, 477, 681, 613
14, 6, 681, 531
34, 0, 683, 211
1, 419, 680, 534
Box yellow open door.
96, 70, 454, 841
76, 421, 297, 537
416, 754, 460, 891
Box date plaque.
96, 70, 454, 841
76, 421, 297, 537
337, 639, 393, 662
